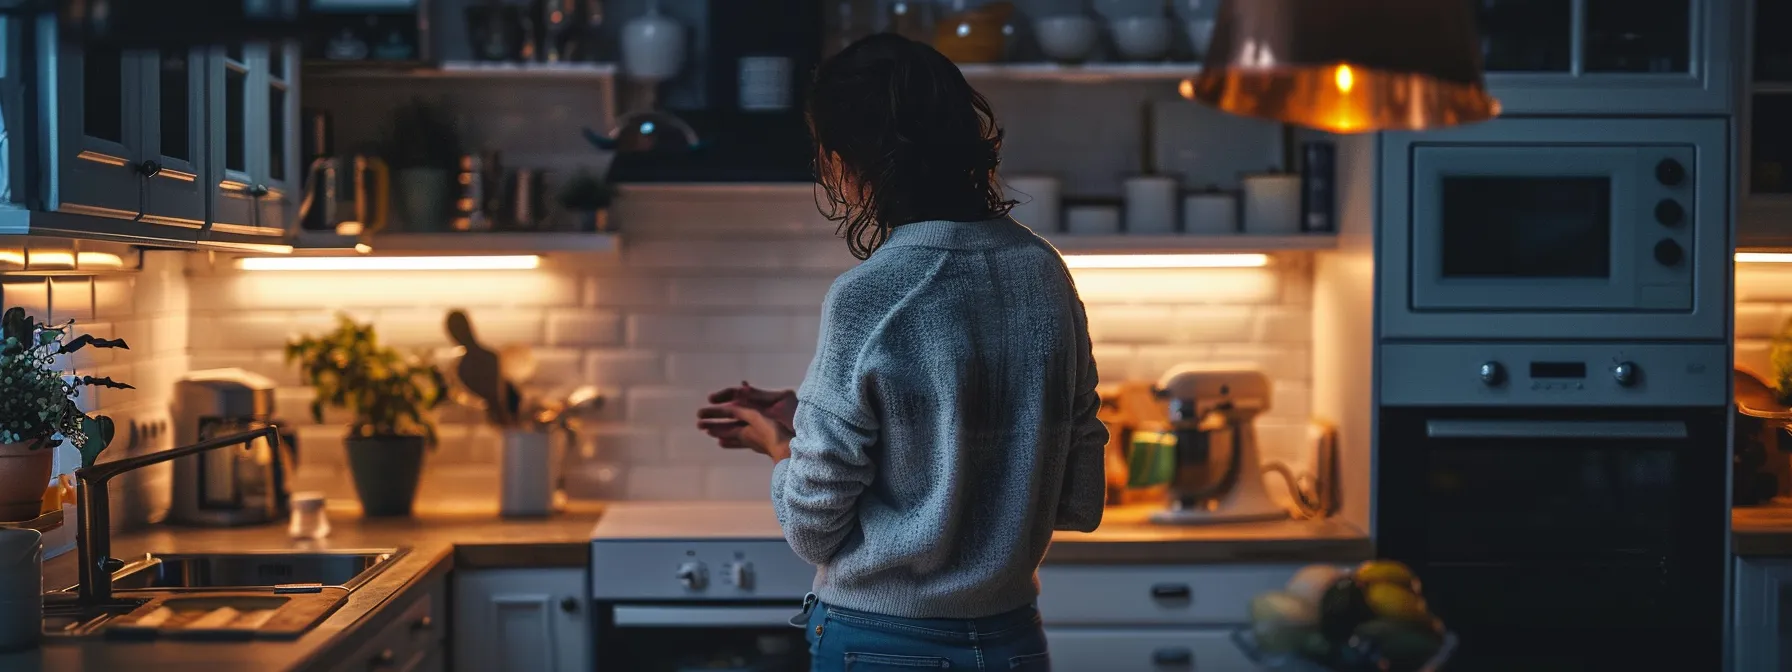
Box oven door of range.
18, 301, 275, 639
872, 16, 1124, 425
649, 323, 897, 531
1376, 343, 1730, 672
1377, 117, 1730, 341
594, 604, 811, 672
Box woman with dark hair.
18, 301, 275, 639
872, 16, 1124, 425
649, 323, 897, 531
696, 33, 1106, 672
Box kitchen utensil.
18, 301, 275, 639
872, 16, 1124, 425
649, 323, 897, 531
1149, 364, 1287, 525
1110, 15, 1172, 61
1242, 171, 1301, 234
621, 1, 686, 81
453, 152, 498, 232
1004, 175, 1061, 233
498, 344, 538, 386
554, 385, 607, 432
934, 2, 1014, 64
445, 310, 511, 426
1064, 203, 1121, 235
500, 429, 556, 517
169, 369, 298, 528
1123, 175, 1178, 234
1033, 15, 1098, 64
351, 154, 391, 233
1182, 189, 1238, 234
1300, 142, 1337, 233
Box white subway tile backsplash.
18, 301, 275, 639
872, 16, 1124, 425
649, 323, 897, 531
192, 311, 334, 351
1738, 303, 1785, 340
50, 278, 94, 322
93, 276, 134, 318
546, 310, 623, 347
1171, 306, 1256, 343
525, 348, 587, 387
756, 277, 836, 308
1, 278, 50, 320
669, 277, 757, 307
624, 465, 706, 500
1253, 306, 1313, 343
705, 462, 775, 500
584, 425, 665, 463
628, 313, 707, 347
585, 276, 671, 307
586, 350, 667, 386
1085, 306, 1178, 344
743, 353, 813, 389
626, 386, 708, 425
667, 352, 749, 387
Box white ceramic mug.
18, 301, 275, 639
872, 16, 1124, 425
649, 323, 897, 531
1123, 176, 1179, 234
621, 2, 687, 82
1242, 173, 1302, 234
1110, 16, 1172, 61
1005, 175, 1062, 233
1034, 15, 1099, 64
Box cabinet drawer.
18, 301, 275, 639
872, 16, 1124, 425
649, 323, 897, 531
1038, 565, 1313, 625
1045, 628, 1254, 672
346, 579, 444, 672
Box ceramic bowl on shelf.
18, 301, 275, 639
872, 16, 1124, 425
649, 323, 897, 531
1034, 15, 1099, 64
1110, 15, 1172, 61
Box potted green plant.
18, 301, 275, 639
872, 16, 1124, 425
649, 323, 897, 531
0, 308, 131, 521
387, 97, 462, 233
286, 314, 447, 516
557, 169, 615, 233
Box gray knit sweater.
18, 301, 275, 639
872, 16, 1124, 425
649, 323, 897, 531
770, 217, 1108, 619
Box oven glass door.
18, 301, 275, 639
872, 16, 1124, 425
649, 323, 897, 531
1409, 146, 1646, 311
1377, 407, 1726, 671
599, 605, 809, 672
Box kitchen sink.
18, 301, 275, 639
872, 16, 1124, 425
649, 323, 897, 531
56, 549, 408, 593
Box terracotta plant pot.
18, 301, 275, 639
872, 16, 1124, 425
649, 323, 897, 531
0, 443, 52, 522
345, 435, 427, 517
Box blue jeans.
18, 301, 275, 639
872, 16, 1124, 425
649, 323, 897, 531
802, 600, 1051, 671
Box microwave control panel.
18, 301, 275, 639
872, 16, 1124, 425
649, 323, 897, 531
1380, 342, 1728, 407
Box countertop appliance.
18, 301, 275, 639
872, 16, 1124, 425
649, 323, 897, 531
1376, 343, 1729, 671
1149, 365, 1287, 525
590, 501, 813, 671
1377, 117, 1728, 341
168, 369, 297, 527
605, 0, 821, 183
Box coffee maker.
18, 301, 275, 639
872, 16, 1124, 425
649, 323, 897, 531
1148, 364, 1288, 525
168, 369, 297, 527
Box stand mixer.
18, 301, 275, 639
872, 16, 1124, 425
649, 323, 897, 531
1148, 364, 1289, 525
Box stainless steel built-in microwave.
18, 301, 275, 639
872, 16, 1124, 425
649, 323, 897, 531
1379, 118, 1730, 341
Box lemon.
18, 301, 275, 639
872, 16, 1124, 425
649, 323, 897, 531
1363, 582, 1430, 622
1354, 560, 1421, 593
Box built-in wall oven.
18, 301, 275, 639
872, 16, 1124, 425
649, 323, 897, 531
1376, 342, 1730, 671
1378, 117, 1729, 340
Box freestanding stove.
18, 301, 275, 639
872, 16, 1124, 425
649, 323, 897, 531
590, 501, 814, 671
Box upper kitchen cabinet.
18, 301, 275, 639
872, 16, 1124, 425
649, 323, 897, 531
141, 46, 211, 229
1473, 0, 1734, 114
208, 41, 301, 239
1741, 0, 1792, 247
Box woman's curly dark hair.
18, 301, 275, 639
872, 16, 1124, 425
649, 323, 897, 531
808, 33, 1016, 260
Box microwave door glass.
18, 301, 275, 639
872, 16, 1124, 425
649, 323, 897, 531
1439, 176, 1614, 279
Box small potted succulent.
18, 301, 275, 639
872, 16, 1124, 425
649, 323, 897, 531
286, 314, 448, 516
557, 169, 615, 233
0, 308, 131, 521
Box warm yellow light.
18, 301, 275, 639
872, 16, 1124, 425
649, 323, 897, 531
236, 255, 542, 272
76, 252, 125, 269
1738, 252, 1792, 264
1061, 254, 1270, 269
1178, 78, 1196, 99
1334, 64, 1355, 93
353, 243, 374, 254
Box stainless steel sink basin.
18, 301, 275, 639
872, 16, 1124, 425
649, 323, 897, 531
58, 549, 408, 593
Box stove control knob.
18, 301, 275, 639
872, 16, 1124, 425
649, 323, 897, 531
1656, 158, 1686, 186
1613, 362, 1639, 387
1654, 239, 1685, 267
727, 561, 754, 590
1478, 361, 1505, 387
676, 562, 708, 591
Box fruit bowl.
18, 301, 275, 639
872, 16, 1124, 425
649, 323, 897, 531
1232, 628, 1458, 672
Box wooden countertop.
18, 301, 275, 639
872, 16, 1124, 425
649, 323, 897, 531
1734, 504, 1792, 556
1, 501, 606, 672
1, 501, 1365, 670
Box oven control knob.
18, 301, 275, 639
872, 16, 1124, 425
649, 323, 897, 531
1478, 361, 1505, 387
1656, 158, 1686, 186
727, 561, 754, 590
1654, 239, 1685, 267
1654, 199, 1685, 227
1613, 362, 1639, 387
676, 562, 708, 591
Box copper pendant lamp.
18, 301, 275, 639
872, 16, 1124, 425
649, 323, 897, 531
1182, 0, 1501, 134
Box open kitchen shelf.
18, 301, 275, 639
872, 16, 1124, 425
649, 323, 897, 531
305, 61, 618, 80
956, 62, 1203, 82
292, 231, 620, 255
1046, 233, 1337, 253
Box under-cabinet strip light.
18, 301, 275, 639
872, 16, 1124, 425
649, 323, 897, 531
1060, 253, 1271, 269
1738, 252, 1792, 264
236, 255, 542, 272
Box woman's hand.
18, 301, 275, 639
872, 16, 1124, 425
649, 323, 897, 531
696, 404, 794, 463
706, 381, 797, 433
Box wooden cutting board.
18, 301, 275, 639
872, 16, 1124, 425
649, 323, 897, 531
105, 588, 350, 640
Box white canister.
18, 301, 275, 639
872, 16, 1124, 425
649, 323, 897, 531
1005, 176, 1062, 233
620, 2, 687, 82
1123, 176, 1178, 234
0, 527, 41, 652
1064, 204, 1122, 236
501, 430, 557, 518
1182, 190, 1238, 234
1241, 173, 1302, 234
289, 491, 331, 540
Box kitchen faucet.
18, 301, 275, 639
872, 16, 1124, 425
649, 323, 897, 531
68, 426, 284, 607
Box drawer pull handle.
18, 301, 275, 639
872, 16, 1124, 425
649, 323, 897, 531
1149, 583, 1192, 600
369, 648, 395, 669
412, 615, 433, 631
1152, 647, 1193, 666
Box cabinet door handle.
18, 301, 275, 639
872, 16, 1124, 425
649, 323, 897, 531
1151, 647, 1193, 666
368, 648, 395, 669
560, 597, 580, 614
247, 183, 270, 198
1149, 583, 1192, 600
137, 160, 162, 178
411, 615, 433, 632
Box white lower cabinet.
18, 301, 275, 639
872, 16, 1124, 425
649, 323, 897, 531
453, 568, 592, 672
1046, 628, 1254, 672
1734, 557, 1792, 671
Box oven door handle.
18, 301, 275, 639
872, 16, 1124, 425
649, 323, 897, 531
1425, 419, 1688, 440
611, 605, 802, 628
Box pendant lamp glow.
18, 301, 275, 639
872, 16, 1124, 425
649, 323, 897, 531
1183, 0, 1501, 134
